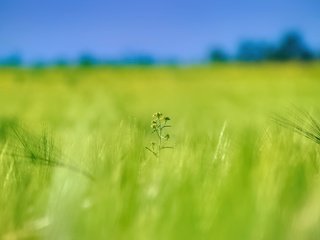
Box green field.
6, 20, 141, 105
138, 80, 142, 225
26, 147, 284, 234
1, 63, 320, 239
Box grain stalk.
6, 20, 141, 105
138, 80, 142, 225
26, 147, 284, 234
273, 107, 320, 145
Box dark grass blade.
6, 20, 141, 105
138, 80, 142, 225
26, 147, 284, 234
2, 124, 95, 181
272, 108, 320, 145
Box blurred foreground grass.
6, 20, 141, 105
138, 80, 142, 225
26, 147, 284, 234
1, 63, 320, 239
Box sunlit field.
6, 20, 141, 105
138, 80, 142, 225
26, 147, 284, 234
1, 63, 320, 239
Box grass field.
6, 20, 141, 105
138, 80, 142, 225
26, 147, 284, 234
1, 63, 320, 239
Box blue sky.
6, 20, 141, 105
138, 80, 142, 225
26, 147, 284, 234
1, 0, 319, 61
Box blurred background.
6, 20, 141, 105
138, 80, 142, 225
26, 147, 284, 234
0, 0, 319, 66
1, 2, 320, 239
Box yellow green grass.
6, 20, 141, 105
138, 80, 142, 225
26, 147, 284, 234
1, 63, 320, 239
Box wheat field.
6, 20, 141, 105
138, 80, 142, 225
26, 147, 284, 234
1, 63, 320, 239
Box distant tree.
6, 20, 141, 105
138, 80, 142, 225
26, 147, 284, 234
0, 54, 22, 66
236, 41, 275, 62
78, 54, 98, 66
158, 58, 179, 66
122, 54, 155, 65
53, 58, 69, 67
209, 48, 228, 62
273, 32, 314, 61
32, 61, 46, 68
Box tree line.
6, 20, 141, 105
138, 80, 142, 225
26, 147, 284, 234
1, 31, 319, 67
210, 31, 318, 63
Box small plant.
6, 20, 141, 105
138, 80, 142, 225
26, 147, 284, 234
146, 112, 173, 158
